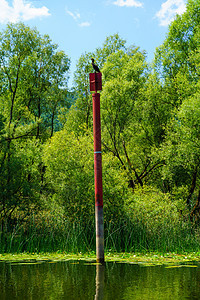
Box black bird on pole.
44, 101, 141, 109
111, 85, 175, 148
91, 58, 100, 73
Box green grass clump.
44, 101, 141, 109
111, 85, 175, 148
0, 214, 199, 254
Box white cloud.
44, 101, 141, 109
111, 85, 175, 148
113, 0, 143, 7
0, 0, 50, 23
66, 7, 91, 27
65, 8, 80, 21
156, 0, 186, 26
79, 21, 91, 27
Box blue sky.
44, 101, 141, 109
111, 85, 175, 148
0, 0, 187, 87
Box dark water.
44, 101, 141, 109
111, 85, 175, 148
0, 259, 200, 299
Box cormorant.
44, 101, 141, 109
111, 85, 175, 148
91, 58, 100, 73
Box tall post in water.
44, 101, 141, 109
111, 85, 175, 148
93, 91, 104, 263
89, 72, 104, 264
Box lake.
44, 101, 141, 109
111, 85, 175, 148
0, 259, 200, 299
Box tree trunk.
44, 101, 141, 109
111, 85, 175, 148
190, 189, 200, 223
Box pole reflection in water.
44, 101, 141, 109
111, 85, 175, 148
95, 263, 105, 300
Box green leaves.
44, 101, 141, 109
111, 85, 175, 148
43, 130, 95, 222
0, 23, 71, 222
1, 6, 200, 248
155, 0, 200, 84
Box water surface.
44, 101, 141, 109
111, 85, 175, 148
0, 259, 200, 299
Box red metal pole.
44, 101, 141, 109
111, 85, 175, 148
92, 92, 104, 264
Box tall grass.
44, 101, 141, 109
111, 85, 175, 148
0, 212, 199, 254
104, 218, 200, 253
0, 216, 96, 253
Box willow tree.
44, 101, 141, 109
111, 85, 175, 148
154, 0, 200, 215
0, 23, 70, 225
100, 46, 164, 190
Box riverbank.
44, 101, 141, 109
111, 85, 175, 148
1, 252, 200, 265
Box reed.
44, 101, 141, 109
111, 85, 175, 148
104, 217, 200, 253
0, 213, 199, 254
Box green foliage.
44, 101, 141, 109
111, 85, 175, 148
43, 129, 95, 223
123, 186, 197, 252
101, 45, 164, 190
0, 22, 70, 139
160, 91, 200, 207
0, 22, 70, 228
154, 0, 200, 109
155, 0, 200, 78
127, 187, 181, 232
1, 3, 200, 254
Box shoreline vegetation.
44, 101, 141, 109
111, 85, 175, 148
1, 209, 200, 255
0, 252, 200, 265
